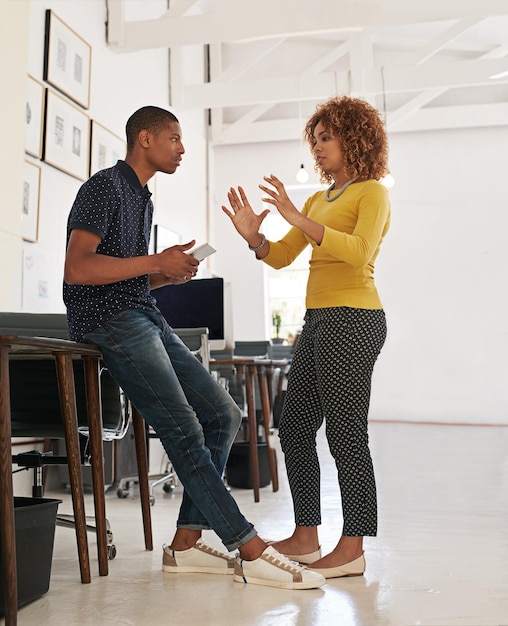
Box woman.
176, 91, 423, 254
222, 95, 390, 579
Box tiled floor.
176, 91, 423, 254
6, 422, 508, 626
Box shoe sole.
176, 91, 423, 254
309, 568, 364, 579
233, 574, 324, 590
163, 565, 233, 575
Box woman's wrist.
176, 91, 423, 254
247, 233, 267, 252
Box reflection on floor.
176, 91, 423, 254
8, 422, 508, 626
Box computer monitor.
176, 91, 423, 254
151, 277, 234, 351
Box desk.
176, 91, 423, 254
210, 357, 288, 503
0, 336, 107, 626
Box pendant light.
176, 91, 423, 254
296, 163, 310, 183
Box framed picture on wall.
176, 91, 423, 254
25, 75, 45, 158
89, 120, 126, 176
21, 160, 41, 242
43, 89, 90, 180
43, 9, 92, 109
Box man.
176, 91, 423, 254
63, 105, 325, 590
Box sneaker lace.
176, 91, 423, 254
268, 551, 305, 572
196, 540, 232, 560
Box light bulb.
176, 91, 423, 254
296, 164, 310, 184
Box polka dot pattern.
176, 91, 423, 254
278, 306, 387, 536
64, 161, 156, 342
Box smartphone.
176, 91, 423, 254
189, 243, 216, 261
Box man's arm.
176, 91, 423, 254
64, 229, 199, 286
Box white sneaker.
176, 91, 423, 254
162, 539, 235, 575
234, 546, 326, 590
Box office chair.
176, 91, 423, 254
267, 342, 293, 428
210, 348, 245, 410
233, 340, 279, 432
234, 340, 270, 359
10, 359, 128, 560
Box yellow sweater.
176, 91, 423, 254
262, 179, 390, 310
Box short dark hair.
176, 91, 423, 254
125, 106, 179, 151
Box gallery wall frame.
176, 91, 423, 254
22, 250, 64, 312
25, 75, 45, 158
21, 160, 41, 243
43, 9, 92, 109
43, 89, 90, 181
89, 120, 126, 176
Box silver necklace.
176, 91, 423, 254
325, 178, 356, 202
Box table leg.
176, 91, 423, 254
54, 353, 91, 584
0, 345, 17, 625
82, 355, 108, 576
132, 407, 153, 551
265, 367, 275, 410
256, 366, 279, 492
244, 365, 260, 502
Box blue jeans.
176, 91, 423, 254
85, 309, 256, 551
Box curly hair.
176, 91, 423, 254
303, 96, 389, 184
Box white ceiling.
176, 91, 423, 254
106, 0, 508, 144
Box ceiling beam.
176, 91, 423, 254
214, 102, 508, 144
182, 57, 508, 109
106, 0, 508, 140
398, 17, 481, 66
107, 0, 508, 50
214, 39, 287, 82
390, 102, 508, 133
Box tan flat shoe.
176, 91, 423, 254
282, 547, 322, 565
309, 554, 365, 579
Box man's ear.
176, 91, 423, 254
138, 130, 150, 148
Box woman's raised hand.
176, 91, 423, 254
222, 186, 270, 241
259, 174, 300, 225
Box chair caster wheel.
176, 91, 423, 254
116, 488, 129, 499
108, 544, 117, 560
162, 483, 175, 494
150, 495, 156, 506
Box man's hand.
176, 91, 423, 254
155, 241, 200, 282
150, 242, 202, 289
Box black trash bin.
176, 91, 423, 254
226, 442, 272, 489
0, 496, 62, 614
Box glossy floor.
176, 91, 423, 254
8, 422, 508, 626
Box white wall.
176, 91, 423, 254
0, 2, 29, 310
213, 126, 508, 425
8, 0, 208, 314
372, 126, 508, 425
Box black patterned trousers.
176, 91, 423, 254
278, 306, 387, 536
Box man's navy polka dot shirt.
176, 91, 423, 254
63, 160, 157, 342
